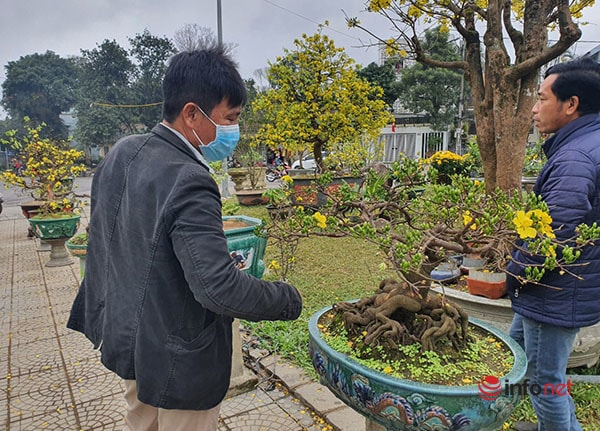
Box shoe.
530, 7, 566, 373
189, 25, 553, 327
513, 421, 539, 431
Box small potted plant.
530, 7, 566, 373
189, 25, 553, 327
0, 119, 86, 266
66, 231, 88, 277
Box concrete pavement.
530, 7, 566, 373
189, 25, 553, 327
0, 202, 368, 431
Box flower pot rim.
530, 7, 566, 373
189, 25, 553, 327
309, 303, 527, 395
222, 215, 263, 234
29, 213, 81, 221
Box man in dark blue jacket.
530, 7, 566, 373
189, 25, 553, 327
67, 47, 302, 430
507, 57, 600, 431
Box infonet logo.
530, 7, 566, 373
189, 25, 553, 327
478, 375, 572, 401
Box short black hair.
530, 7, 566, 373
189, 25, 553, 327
545, 56, 600, 115
162, 47, 247, 122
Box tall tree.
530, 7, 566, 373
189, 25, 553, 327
253, 30, 392, 172
129, 29, 176, 130
349, 0, 593, 192
73, 40, 135, 151
357, 61, 402, 109
172, 24, 237, 54
1, 51, 77, 138
395, 27, 464, 131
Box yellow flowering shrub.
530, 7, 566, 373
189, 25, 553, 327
1, 120, 86, 216
423, 150, 472, 184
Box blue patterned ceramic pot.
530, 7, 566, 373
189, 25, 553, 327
308, 306, 527, 431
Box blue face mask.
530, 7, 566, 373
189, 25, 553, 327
192, 105, 240, 162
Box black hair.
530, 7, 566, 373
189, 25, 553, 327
161, 47, 247, 122
545, 56, 600, 115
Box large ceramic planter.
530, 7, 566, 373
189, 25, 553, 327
222, 215, 267, 279
431, 285, 600, 368
28, 214, 80, 267
309, 306, 527, 431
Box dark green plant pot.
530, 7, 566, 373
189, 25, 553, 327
28, 215, 81, 267
308, 305, 527, 431
28, 215, 80, 240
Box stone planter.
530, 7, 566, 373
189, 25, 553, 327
309, 305, 527, 431
430, 285, 600, 368
28, 214, 80, 267
228, 167, 267, 191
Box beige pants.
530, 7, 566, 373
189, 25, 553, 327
123, 380, 221, 431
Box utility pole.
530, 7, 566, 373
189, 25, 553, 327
216, 0, 230, 197
217, 0, 223, 46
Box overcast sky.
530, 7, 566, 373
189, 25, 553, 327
2, 0, 600, 106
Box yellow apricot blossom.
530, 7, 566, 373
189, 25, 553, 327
513, 210, 537, 239
313, 212, 327, 229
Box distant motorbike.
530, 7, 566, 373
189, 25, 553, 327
265, 164, 290, 182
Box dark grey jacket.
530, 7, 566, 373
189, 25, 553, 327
67, 124, 302, 409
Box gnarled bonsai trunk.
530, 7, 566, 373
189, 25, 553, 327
331, 279, 469, 355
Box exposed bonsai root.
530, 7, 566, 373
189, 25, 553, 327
330, 278, 469, 355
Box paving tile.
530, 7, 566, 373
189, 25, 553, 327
59, 333, 101, 363
9, 338, 63, 377
76, 395, 127, 431
6, 317, 58, 348
259, 356, 313, 390
294, 382, 346, 414
67, 357, 123, 404
6, 405, 79, 430
8, 369, 73, 420
221, 401, 302, 431
325, 407, 368, 431
220, 388, 275, 418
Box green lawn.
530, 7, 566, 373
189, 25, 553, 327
237, 203, 600, 431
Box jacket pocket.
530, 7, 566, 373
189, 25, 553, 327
165, 318, 218, 351
156, 316, 233, 409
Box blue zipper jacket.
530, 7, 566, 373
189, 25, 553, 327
67, 124, 302, 409
507, 114, 600, 328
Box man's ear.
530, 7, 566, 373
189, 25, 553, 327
181, 102, 198, 127
566, 95, 580, 115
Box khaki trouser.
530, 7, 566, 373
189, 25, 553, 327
123, 380, 221, 431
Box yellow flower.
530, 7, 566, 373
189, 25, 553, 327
382, 365, 393, 374
281, 175, 293, 185
462, 210, 477, 230
531, 209, 555, 238
513, 210, 537, 239
313, 212, 327, 229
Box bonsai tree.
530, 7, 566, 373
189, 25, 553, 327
262, 157, 600, 356
253, 28, 392, 174
1, 119, 86, 217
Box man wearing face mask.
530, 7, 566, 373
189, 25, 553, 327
67, 47, 303, 431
